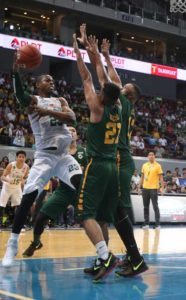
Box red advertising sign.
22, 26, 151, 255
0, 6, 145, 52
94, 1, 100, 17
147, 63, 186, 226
151, 64, 177, 79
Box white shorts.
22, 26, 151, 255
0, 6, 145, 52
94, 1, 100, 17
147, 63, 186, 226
0, 185, 22, 207
23, 151, 82, 195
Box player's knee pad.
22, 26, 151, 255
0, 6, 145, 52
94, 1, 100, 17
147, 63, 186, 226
70, 174, 82, 190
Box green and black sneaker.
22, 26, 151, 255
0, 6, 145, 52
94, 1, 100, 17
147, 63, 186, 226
116, 258, 148, 277
84, 258, 101, 276
117, 252, 131, 268
93, 252, 118, 283
22, 241, 43, 257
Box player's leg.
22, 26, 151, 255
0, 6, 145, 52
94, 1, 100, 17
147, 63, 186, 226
23, 181, 78, 257
0, 186, 10, 230
31, 190, 47, 225
142, 189, 151, 227
79, 159, 118, 282
2, 154, 56, 267
115, 151, 148, 276
150, 189, 160, 228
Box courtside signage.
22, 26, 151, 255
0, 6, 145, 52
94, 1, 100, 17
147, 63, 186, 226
151, 64, 177, 79
0, 33, 185, 80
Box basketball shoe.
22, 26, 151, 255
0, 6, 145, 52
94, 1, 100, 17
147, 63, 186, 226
2, 239, 18, 267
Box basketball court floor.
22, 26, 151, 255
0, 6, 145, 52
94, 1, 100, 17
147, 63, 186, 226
0, 226, 186, 300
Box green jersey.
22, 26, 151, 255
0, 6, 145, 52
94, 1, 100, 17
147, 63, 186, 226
87, 105, 122, 159
118, 93, 135, 151
73, 145, 87, 169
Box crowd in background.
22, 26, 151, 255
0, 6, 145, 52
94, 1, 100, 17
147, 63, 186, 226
0, 72, 185, 159
131, 168, 186, 194
0, 153, 185, 229
1, 0, 186, 68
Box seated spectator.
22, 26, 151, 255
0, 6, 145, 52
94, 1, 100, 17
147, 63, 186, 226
175, 167, 181, 177
152, 127, 160, 140
131, 169, 141, 191
164, 170, 173, 183
165, 182, 175, 194
172, 183, 178, 193
158, 133, 167, 147
154, 145, 165, 158
172, 171, 179, 183
0, 156, 9, 168
136, 136, 145, 155
12, 125, 26, 147
176, 171, 186, 187
180, 186, 186, 194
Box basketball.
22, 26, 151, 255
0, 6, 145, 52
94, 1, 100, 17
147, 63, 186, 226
16, 45, 42, 69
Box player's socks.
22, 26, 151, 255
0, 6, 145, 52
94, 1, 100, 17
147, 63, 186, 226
10, 233, 19, 241
93, 252, 118, 282
115, 213, 142, 265
95, 241, 109, 260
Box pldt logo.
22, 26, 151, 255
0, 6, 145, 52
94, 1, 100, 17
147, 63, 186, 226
11, 38, 19, 48
58, 47, 66, 56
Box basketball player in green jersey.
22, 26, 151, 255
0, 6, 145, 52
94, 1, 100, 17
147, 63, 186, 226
22, 127, 87, 257
78, 24, 148, 277
73, 34, 122, 282
68, 126, 87, 172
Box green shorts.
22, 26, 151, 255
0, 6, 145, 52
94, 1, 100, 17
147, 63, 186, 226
117, 149, 135, 208
77, 158, 119, 223
41, 183, 77, 220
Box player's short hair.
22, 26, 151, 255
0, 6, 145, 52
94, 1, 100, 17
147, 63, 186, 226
148, 151, 155, 156
132, 83, 141, 101
16, 150, 26, 157
103, 82, 120, 106
36, 74, 48, 84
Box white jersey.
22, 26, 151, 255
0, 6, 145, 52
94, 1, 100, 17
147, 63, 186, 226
4, 162, 28, 189
29, 96, 72, 153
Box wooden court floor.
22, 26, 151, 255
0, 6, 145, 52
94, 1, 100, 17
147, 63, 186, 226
1, 226, 186, 259
1, 227, 186, 300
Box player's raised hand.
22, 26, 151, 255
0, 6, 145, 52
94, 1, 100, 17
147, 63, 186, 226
77, 23, 89, 47
101, 39, 111, 58
87, 35, 99, 55
73, 33, 80, 54
13, 51, 21, 72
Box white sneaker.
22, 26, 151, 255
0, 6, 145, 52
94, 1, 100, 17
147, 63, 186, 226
2, 239, 18, 267
142, 224, 149, 229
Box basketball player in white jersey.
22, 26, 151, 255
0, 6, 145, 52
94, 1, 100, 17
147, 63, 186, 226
0, 151, 29, 229
2, 55, 82, 267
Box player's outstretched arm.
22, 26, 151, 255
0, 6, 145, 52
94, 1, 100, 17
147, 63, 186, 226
12, 52, 33, 108
87, 35, 110, 88
101, 39, 122, 88
77, 23, 96, 67
73, 33, 100, 113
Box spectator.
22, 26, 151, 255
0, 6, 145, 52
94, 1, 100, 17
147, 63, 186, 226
131, 169, 141, 191
158, 134, 167, 147
164, 170, 173, 183
165, 182, 175, 194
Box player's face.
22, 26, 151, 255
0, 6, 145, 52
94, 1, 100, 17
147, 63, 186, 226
68, 127, 78, 141
148, 152, 155, 162
122, 84, 136, 103
38, 75, 55, 93
16, 154, 26, 164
